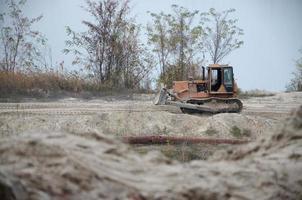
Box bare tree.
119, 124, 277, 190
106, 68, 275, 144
147, 11, 171, 77
0, 0, 46, 72
147, 5, 203, 86
202, 8, 243, 64
64, 0, 154, 89
287, 49, 302, 91
169, 5, 203, 80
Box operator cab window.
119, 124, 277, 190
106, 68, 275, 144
223, 67, 234, 92
223, 68, 233, 86
211, 68, 222, 91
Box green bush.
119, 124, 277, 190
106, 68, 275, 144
230, 126, 242, 138
205, 127, 218, 136
242, 128, 252, 137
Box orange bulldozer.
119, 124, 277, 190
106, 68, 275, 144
154, 64, 243, 114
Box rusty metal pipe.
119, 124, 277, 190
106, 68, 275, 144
122, 135, 248, 145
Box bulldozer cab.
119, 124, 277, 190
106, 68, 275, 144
208, 65, 234, 94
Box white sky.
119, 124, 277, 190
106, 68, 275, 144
1, 0, 302, 91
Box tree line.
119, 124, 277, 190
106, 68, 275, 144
5, 0, 300, 93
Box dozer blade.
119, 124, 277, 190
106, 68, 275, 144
153, 87, 168, 105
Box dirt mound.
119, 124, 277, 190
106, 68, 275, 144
0, 111, 274, 140
0, 106, 301, 200
2, 92, 301, 140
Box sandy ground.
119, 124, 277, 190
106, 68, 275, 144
0, 92, 301, 199
0, 92, 301, 139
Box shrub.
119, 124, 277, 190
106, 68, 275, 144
242, 129, 252, 137
205, 127, 218, 136
286, 51, 302, 92
230, 126, 242, 138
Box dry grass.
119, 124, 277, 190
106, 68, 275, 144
238, 88, 275, 99
0, 71, 151, 100
0, 71, 85, 96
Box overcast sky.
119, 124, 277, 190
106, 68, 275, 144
1, 0, 302, 91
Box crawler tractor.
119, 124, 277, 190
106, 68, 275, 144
154, 64, 243, 114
